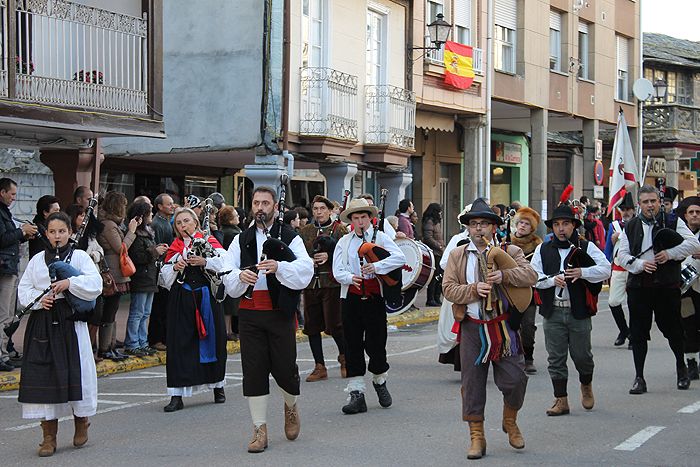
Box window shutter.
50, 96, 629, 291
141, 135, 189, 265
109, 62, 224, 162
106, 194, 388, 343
616, 35, 629, 72
495, 0, 517, 30
578, 21, 589, 34
454, 0, 472, 29
549, 10, 561, 31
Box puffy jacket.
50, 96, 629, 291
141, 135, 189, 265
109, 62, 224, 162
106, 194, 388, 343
128, 228, 159, 293
0, 203, 26, 275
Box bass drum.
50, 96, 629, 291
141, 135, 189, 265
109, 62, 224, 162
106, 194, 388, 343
387, 239, 436, 316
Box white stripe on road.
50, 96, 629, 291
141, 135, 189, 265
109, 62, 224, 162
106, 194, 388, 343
98, 393, 166, 397
97, 399, 127, 405
614, 426, 665, 451
106, 375, 166, 380
678, 401, 700, 414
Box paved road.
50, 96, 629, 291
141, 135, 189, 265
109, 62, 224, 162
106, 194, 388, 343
1, 293, 699, 466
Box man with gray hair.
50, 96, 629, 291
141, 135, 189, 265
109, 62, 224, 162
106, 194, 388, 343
617, 184, 700, 394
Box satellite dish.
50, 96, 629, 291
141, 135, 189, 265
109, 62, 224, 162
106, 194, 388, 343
633, 78, 654, 102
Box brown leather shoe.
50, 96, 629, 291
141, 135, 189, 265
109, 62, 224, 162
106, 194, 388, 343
247, 424, 268, 453
153, 342, 167, 351
546, 397, 570, 416
284, 403, 300, 440
38, 419, 58, 457
338, 354, 347, 378
467, 421, 487, 459
581, 383, 594, 410
502, 404, 524, 449
305, 363, 328, 382
73, 416, 90, 447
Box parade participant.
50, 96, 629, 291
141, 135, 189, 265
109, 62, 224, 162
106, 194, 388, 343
28, 195, 61, 258
677, 197, 700, 380
223, 186, 313, 453
149, 193, 175, 351
531, 204, 610, 416
603, 192, 635, 347
296, 207, 310, 228
332, 198, 406, 415
299, 195, 348, 382
617, 185, 700, 394
509, 206, 543, 374
358, 193, 397, 239
442, 198, 536, 460
18, 212, 102, 457
437, 205, 470, 371
397, 199, 415, 239
423, 202, 445, 307
159, 207, 229, 412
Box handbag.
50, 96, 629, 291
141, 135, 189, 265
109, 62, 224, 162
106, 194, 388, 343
119, 242, 136, 277
100, 258, 118, 297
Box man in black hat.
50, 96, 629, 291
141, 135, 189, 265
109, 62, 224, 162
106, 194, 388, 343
604, 192, 636, 347
442, 198, 536, 460
675, 196, 700, 380
617, 185, 700, 395
531, 204, 610, 416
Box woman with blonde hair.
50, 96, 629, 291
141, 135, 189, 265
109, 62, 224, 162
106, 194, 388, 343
159, 208, 230, 412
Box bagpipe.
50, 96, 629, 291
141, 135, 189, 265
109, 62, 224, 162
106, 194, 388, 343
13, 198, 99, 325
357, 188, 404, 312
242, 174, 297, 301
476, 235, 532, 315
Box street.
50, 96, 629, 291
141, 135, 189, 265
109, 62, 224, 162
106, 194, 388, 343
0, 292, 699, 466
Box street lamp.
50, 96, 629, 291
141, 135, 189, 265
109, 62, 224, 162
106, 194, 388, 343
411, 13, 452, 51
653, 79, 668, 102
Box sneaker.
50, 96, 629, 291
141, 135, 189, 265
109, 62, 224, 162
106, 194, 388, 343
141, 346, 157, 356
124, 348, 147, 357
342, 391, 367, 414
0, 360, 14, 371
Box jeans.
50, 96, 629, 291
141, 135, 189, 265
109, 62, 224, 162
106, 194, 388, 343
125, 292, 154, 349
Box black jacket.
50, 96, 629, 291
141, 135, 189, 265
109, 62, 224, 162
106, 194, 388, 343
0, 203, 26, 275
128, 228, 159, 293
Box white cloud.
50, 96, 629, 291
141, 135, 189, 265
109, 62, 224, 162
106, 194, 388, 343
643, 0, 700, 41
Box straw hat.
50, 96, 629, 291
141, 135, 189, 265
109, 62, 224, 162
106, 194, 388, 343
340, 198, 379, 224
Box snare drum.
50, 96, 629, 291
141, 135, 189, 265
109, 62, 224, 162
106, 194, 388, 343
395, 238, 435, 292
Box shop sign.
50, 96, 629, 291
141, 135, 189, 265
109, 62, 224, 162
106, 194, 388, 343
492, 141, 522, 164
646, 158, 666, 177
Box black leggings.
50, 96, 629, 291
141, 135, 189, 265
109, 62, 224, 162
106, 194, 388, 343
100, 294, 121, 325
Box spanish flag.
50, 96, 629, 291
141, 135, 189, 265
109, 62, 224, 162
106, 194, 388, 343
443, 41, 474, 89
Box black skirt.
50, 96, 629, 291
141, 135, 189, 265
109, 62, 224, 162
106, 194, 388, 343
18, 300, 83, 404
166, 270, 227, 388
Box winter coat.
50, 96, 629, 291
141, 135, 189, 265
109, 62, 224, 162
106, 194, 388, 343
0, 202, 25, 275
97, 215, 136, 284
128, 228, 160, 293
422, 218, 445, 259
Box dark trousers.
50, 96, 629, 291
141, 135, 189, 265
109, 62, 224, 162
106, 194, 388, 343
627, 287, 685, 377
682, 290, 700, 354
520, 304, 537, 362
239, 309, 300, 397
148, 287, 169, 345
459, 320, 528, 421
341, 293, 389, 378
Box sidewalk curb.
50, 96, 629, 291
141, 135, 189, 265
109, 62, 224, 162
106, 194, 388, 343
0, 306, 441, 392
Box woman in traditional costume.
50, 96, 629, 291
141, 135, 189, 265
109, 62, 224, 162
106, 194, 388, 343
159, 207, 229, 412
18, 212, 102, 457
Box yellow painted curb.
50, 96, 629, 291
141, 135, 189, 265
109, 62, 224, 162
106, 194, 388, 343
0, 306, 442, 392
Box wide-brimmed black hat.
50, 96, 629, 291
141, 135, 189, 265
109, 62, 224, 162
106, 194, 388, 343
458, 198, 502, 225
619, 192, 635, 210
545, 204, 582, 228
663, 186, 679, 202
676, 196, 700, 220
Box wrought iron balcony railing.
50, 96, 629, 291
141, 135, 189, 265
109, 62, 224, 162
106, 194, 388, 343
299, 67, 358, 141
365, 84, 416, 151
643, 104, 700, 142
425, 42, 484, 75
3, 0, 148, 114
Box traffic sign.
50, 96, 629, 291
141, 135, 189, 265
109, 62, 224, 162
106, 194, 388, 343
594, 160, 604, 185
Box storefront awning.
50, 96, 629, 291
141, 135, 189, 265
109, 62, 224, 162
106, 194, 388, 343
416, 111, 455, 133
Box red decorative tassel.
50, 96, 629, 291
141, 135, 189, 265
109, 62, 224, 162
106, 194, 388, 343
195, 308, 207, 339
559, 184, 574, 205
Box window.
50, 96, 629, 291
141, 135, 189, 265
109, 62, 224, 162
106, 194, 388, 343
495, 0, 517, 73
301, 0, 325, 69
616, 35, 629, 101
549, 10, 562, 72
425, 0, 444, 59
454, 0, 472, 45
578, 22, 590, 80
366, 9, 386, 87
644, 67, 694, 105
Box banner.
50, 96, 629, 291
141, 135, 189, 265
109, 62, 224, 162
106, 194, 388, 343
443, 41, 474, 90
607, 110, 639, 216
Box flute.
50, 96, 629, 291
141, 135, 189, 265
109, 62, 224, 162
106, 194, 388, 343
243, 217, 269, 300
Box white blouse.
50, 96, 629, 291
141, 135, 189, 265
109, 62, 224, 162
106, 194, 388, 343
159, 237, 230, 290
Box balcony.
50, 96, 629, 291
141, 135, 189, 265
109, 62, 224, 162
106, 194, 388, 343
643, 104, 700, 144
425, 45, 484, 75
365, 84, 416, 152
6, 0, 149, 115
299, 67, 358, 142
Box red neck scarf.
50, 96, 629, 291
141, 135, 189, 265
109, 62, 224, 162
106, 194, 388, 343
165, 231, 223, 262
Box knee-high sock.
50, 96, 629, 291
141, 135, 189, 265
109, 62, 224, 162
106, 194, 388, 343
633, 341, 648, 378
610, 305, 629, 335
308, 334, 324, 365
248, 395, 269, 427
332, 331, 346, 356
280, 388, 297, 407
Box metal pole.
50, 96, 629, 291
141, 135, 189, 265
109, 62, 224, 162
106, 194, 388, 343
483, 0, 494, 200
637, 1, 644, 179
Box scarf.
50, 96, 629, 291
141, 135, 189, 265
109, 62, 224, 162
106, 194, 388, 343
164, 231, 223, 263
510, 232, 542, 256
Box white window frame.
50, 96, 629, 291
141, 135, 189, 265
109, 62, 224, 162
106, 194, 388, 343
366, 5, 389, 87
616, 35, 630, 101
549, 11, 562, 72
495, 0, 517, 74
577, 22, 590, 80
454, 0, 472, 46
301, 0, 328, 69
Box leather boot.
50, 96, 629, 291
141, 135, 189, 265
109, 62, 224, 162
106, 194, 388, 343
687, 358, 699, 381
284, 403, 300, 441
38, 419, 58, 457
247, 424, 268, 453
342, 391, 367, 414
73, 416, 90, 447
305, 363, 328, 382
502, 404, 524, 449
338, 354, 347, 378
163, 396, 184, 412
546, 397, 570, 416
467, 421, 487, 460
580, 383, 594, 410
214, 387, 226, 403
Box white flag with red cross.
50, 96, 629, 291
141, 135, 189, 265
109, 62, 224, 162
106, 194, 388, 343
607, 110, 639, 216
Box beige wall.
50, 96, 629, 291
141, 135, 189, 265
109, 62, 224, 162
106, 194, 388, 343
288, 0, 407, 140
